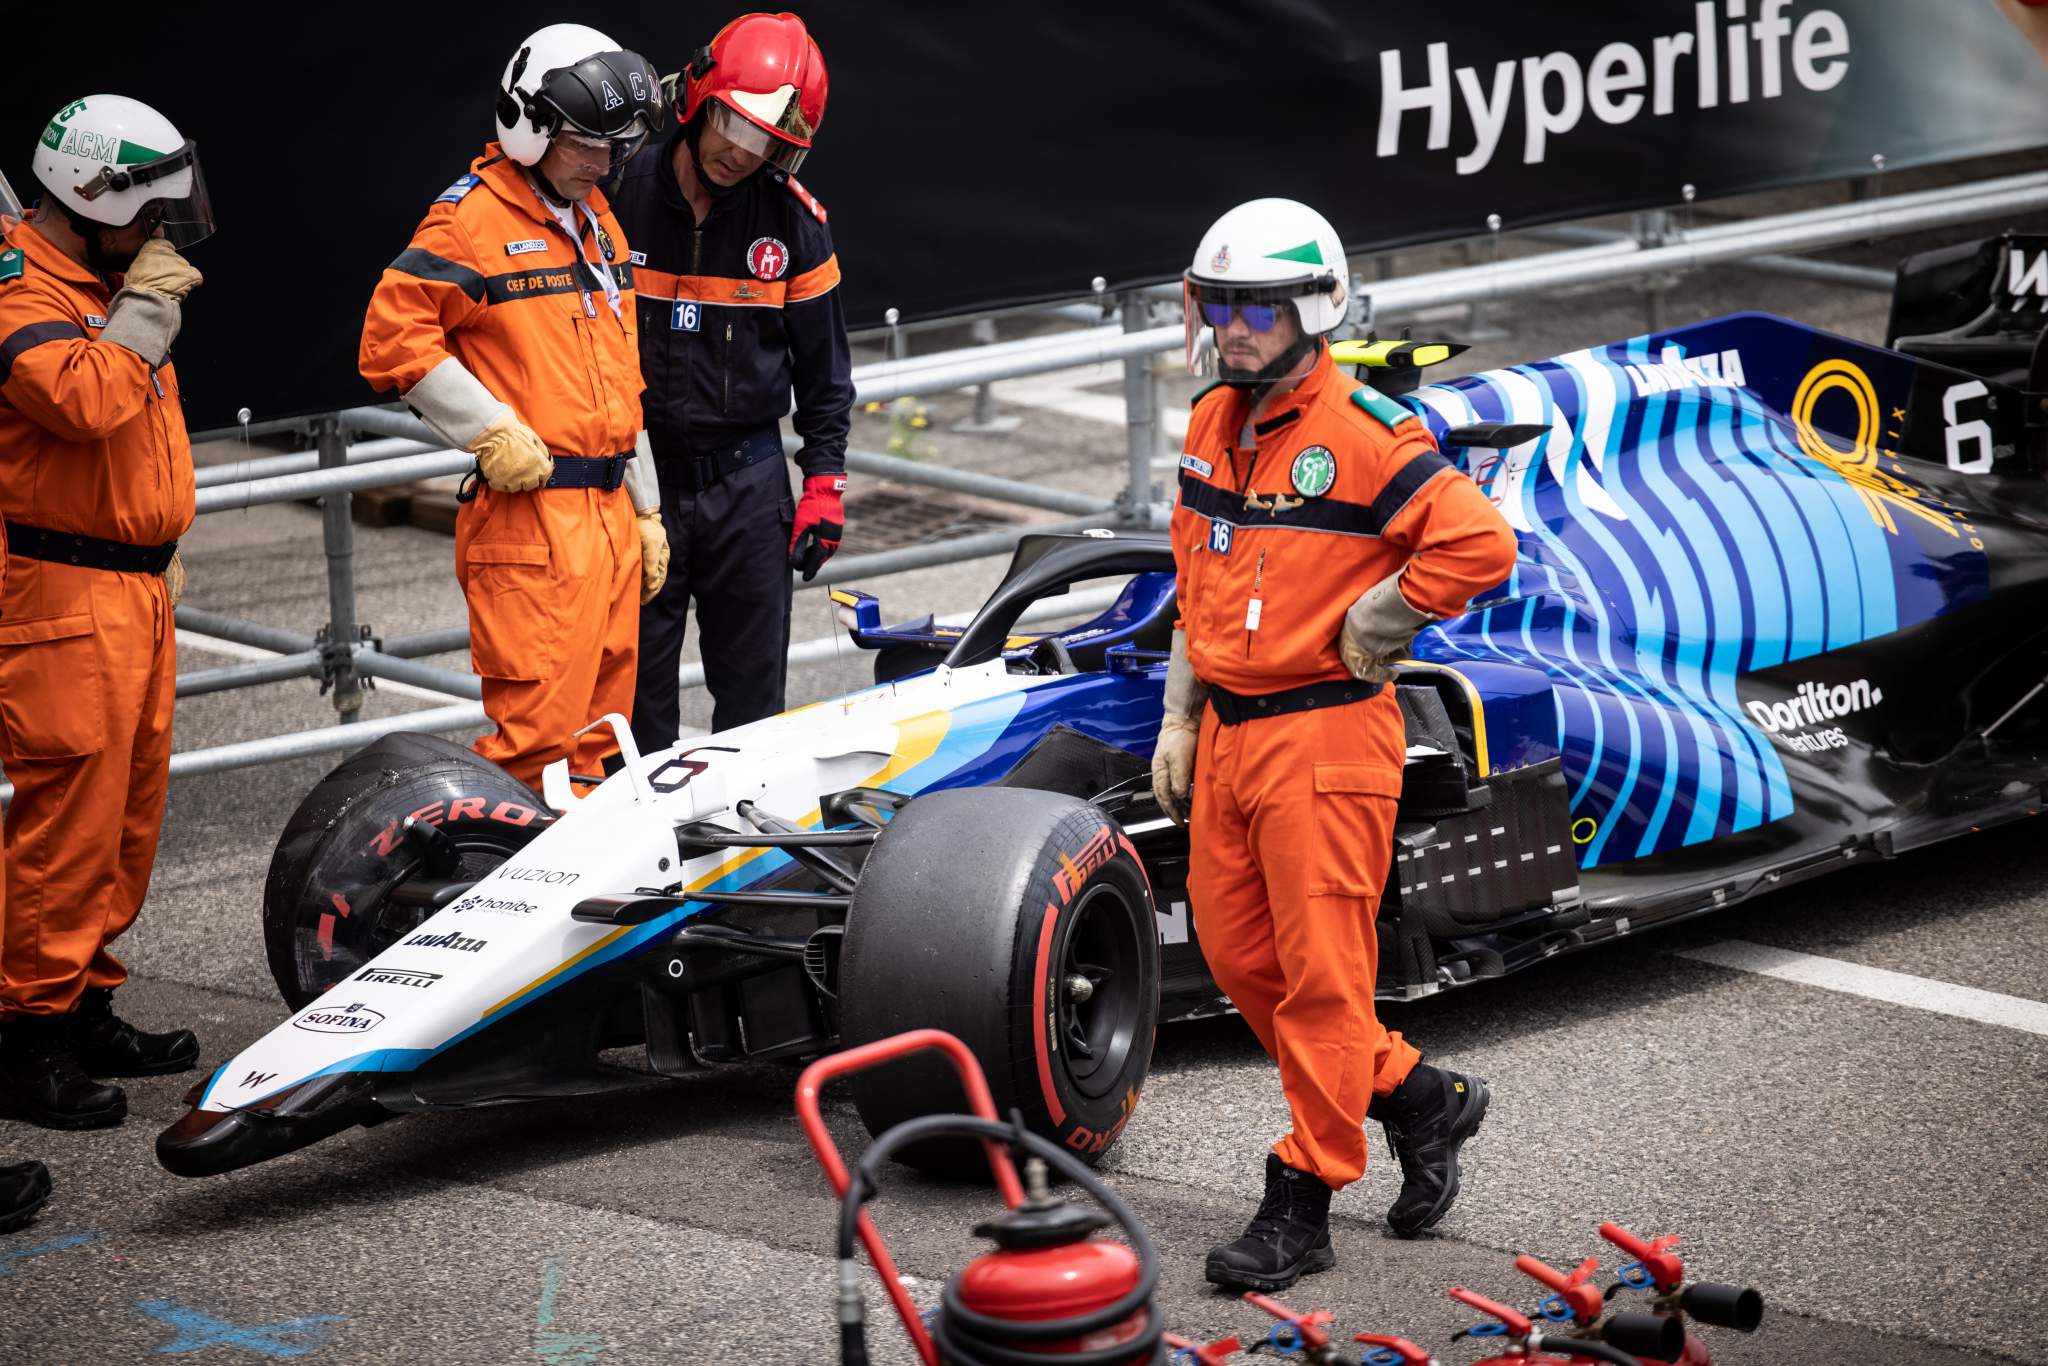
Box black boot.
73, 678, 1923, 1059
0, 1015, 126, 1130
1370, 1063, 1489, 1238
0, 1161, 53, 1234
70, 987, 198, 1077
1204, 1153, 1336, 1292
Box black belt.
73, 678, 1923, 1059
544, 453, 632, 491
457, 452, 632, 503
1207, 678, 1382, 726
4, 521, 178, 574
653, 428, 782, 495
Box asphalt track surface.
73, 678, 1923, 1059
4, 157, 2046, 1364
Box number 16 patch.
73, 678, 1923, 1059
1208, 518, 1234, 556
672, 300, 702, 332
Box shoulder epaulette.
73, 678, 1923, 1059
433, 173, 482, 207
0, 247, 23, 285
1350, 384, 1418, 431
1190, 379, 1224, 409
783, 174, 827, 224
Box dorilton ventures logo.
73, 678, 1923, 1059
355, 967, 443, 990
292, 1002, 386, 1035
1746, 677, 1883, 753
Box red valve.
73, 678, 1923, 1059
1163, 1331, 1243, 1364
1600, 1221, 1686, 1291
1355, 1331, 1436, 1364
1514, 1254, 1606, 1323
1450, 1286, 1535, 1337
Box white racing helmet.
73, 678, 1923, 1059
33, 94, 215, 247
494, 23, 663, 171
1184, 198, 1347, 386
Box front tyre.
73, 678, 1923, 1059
839, 787, 1159, 1172
262, 732, 550, 1009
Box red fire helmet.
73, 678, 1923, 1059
676, 12, 829, 174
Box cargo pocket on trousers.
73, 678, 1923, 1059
463, 542, 559, 682
1308, 762, 1403, 896
0, 612, 106, 758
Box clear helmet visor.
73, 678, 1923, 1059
1182, 273, 1323, 376
552, 120, 653, 179
72, 141, 216, 248
704, 98, 808, 175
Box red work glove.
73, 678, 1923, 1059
790, 474, 845, 582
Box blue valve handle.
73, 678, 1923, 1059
1362, 1350, 1407, 1366
1465, 1322, 1508, 1337
1537, 1295, 1575, 1322
1268, 1320, 1304, 1354
1617, 1261, 1655, 1289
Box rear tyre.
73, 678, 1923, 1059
839, 787, 1159, 1175
262, 733, 551, 1009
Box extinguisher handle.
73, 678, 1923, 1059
1242, 1292, 1333, 1349
1354, 1331, 1434, 1364
1599, 1222, 1687, 1290
1164, 1331, 1243, 1365
1513, 1255, 1604, 1322
1449, 1286, 1533, 1337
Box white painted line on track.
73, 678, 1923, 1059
1677, 939, 2048, 1038
176, 629, 460, 705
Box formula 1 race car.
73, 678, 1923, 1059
159, 231, 2048, 1179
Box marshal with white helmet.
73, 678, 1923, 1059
1182, 197, 1348, 385
32, 94, 214, 251
492, 22, 663, 173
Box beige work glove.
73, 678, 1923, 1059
636, 507, 670, 604
122, 238, 203, 301
471, 413, 554, 492
1150, 631, 1206, 826
1340, 570, 1433, 685
164, 550, 186, 607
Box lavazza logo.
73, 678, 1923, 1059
1746, 677, 1882, 753
1377, 2, 1853, 175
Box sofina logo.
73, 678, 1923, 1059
292, 1001, 385, 1035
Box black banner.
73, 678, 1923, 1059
8, 1, 2047, 430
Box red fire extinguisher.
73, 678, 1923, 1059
796, 1028, 1164, 1366
1596, 1222, 1764, 1364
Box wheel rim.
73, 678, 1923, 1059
1058, 881, 1145, 1099
294, 837, 515, 999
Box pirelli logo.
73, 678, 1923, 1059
354, 966, 443, 990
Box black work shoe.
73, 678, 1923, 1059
0, 1161, 53, 1234
1204, 1153, 1337, 1293
1370, 1063, 1489, 1238
70, 987, 198, 1077
0, 1015, 126, 1130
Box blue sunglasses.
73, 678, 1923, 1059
1201, 300, 1280, 332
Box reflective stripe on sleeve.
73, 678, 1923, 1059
0, 320, 86, 387
389, 248, 487, 304
786, 253, 841, 303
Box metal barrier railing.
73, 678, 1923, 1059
157, 171, 2048, 780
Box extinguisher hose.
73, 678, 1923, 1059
839, 1112, 1165, 1366
1526, 1331, 1645, 1366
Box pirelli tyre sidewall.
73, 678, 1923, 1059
839, 787, 1159, 1172
262, 732, 551, 1010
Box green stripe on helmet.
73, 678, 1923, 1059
1263, 240, 1324, 266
